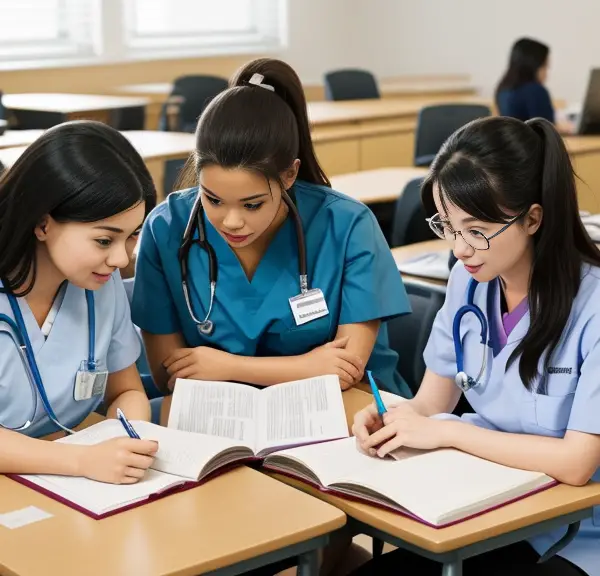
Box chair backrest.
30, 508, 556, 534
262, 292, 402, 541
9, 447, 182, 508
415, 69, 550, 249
387, 280, 446, 394
390, 177, 437, 248
162, 75, 229, 132
112, 105, 146, 130
324, 69, 380, 101
414, 104, 491, 167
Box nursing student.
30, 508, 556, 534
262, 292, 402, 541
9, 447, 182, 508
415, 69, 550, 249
0, 121, 159, 485
131, 57, 411, 414
353, 116, 600, 576
496, 37, 573, 133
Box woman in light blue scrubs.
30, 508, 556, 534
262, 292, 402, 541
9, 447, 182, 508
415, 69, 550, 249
131, 58, 411, 414
0, 121, 159, 485
353, 116, 598, 575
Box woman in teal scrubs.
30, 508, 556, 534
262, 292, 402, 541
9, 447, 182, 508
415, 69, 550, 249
131, 58, 411, 405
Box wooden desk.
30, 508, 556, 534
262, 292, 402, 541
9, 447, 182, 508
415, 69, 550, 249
0, 131, 195, 200
0, 129, 44, 149
0, 417, 345, 576
3, 93, 151, 128
391, 239, 449, 288
331, 167, 428, 204
277, 388, 600, 575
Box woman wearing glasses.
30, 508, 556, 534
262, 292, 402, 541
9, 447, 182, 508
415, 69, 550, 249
352, 116, 600, 576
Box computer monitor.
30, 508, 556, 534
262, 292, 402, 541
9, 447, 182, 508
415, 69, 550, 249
577, 68, 600, 135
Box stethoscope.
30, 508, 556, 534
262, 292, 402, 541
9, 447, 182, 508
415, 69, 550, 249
0, 289, 96, 434
453, 278, 490, 392
178, 187, 309, 335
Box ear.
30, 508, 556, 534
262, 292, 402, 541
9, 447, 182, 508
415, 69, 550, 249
281, 159, 300, 191
525, 204, 543, 236
34, 215, 51, 242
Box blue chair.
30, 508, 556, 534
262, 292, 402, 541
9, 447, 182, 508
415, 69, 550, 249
414, 104, 491, 167
390, 177, 437, 248
324, 69, 380, 101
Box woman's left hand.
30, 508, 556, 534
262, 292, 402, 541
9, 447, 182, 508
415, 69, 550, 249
163, 347, 233, 389
361, 410, 450, 457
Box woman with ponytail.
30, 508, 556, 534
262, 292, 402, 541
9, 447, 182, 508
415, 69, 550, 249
132, 58, 411, 409
353, 116, 600, 575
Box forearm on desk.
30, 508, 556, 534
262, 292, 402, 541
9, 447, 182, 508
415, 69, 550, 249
443, 421, 600, 486
0, 428, 81, 476
227, 355, 312, 387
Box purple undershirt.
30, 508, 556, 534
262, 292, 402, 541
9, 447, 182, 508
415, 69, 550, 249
494, 290, 528, 352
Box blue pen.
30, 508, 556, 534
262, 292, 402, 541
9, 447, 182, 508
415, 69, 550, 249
116, 408, 141, 439
367, 370, 387, 418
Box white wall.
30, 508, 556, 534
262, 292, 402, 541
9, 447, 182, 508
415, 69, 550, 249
355, 0, 600, 103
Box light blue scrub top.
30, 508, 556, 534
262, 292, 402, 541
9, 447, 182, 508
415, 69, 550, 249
131, 181, 412, 396
0, 273, 141, 438
425, 262, 600, 575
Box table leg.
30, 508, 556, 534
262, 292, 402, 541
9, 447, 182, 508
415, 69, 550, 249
441, 560, 463, 576
297, 549, 320, 576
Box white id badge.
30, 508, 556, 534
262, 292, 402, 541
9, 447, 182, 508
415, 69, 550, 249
74, 362, 108, 401
289, 288, 329, 326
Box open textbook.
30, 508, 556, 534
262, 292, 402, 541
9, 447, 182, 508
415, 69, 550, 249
396, 250, 451, 281
10, 375, 348, 519
263, 437, 556, 528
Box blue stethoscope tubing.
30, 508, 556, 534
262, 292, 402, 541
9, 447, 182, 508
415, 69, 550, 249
453, 278, 489, 392
0, 289, 96, 434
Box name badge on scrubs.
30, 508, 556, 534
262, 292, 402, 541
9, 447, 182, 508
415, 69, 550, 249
289, 289, 329, 326
74, 361, 108, 402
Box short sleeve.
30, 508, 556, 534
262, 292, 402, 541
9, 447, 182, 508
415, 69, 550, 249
338, 209, 410, 325
525, 83, 555, 123
131, 217, 181, 334
106, 272, 142, 373
567, 317, 600, 434
423, 263, 468, 378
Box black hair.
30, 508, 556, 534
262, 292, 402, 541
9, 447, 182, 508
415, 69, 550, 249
176, 57, 330, 191
422, 116, 600, 389
496, 37, 550, 102
0, 120, 156, 295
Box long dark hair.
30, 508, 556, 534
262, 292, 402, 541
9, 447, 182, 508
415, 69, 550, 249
422, 116, 600, 389
176, 57, 330, 191
0, 120, 156, 296
496, 37, 549, 102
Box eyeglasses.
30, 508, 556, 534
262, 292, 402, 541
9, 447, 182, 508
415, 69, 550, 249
426, 212, 526, 251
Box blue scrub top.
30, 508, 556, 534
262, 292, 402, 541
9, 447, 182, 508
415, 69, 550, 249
496, 81, 555, 123
425, 262, 600, 574
131, 180, 412, 396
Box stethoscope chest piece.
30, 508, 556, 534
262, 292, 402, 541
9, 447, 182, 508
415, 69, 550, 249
197, 320, 214, 335
455, 371, 477, 392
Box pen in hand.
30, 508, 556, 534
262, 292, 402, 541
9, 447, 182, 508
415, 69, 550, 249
116, 408, 141, 439
367, 370, 387, 419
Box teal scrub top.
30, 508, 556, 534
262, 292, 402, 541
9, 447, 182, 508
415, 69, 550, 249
131, 180, 412, 396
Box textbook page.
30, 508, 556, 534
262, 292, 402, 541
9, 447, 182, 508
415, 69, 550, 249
256, 375, 349, 455
332, 448, 553, 525
168, 379, 260, 449
397, 251, 450, 280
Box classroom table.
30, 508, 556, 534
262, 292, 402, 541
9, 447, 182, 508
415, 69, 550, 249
0, 129, 44, 149
274, 388, 600, 576
330, 167, 428, 204
0, 415, 346, 576
0, 130, 195, 200
391, 239, 449, 287
3, 93, 151, 129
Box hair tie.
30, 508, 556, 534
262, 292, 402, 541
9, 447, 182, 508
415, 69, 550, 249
248, 73, 275, 92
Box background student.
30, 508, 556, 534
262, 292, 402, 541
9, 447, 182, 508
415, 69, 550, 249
0, 121, 159, 485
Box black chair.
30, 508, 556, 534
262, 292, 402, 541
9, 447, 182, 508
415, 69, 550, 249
414, 104, 491, 167
324, 69, 380, 101
112, 105, 146, 130
159, 75, 229, 132
389, 177, 437, 248
10, 110, 67, 130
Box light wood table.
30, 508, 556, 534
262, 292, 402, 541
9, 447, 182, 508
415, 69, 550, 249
0, 416, 345, 576
0, 130, 195, 200
3, 93, 151, 128
275, 388, 600, 576
392, 239, 449, 288
0, 129, 44, 149
379, 78, 477, 100
331, 167, 428, 204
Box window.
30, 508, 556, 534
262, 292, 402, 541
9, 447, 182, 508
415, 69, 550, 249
0, 0, 96, 62
0, 0, 286, 68
124, 0, 286, 58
